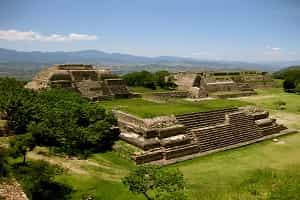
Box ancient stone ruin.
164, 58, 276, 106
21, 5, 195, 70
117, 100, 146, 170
171, 71, 273, 98
25, 64, 130, 100
115, 106, 295, 165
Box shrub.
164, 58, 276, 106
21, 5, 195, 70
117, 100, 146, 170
295, 84, 300, 94
273, 100, 286, 110
123, 165, 187, 200
12, 160, 72, 200
283, 79, 296, 92
0, 148, 11, 179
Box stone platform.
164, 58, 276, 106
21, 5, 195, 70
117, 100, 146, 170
114, 106, 296, 165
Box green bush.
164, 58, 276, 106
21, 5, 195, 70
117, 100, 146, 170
0, 78, 119, 157
12, 160, 72, 200
123, 165, 187, 200
295, 84, 300, 94
273, 100, 286, 110
0, 148, 11, 179
123, 70, 176, 90
283, 79, 296, 92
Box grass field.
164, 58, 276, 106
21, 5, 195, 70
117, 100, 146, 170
100, 98, 250, 118
55, 87, 300, 199
52, 132, 300, 200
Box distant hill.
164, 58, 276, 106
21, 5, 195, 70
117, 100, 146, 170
0, 48, 267, 68
273, 65, 300, 79
1, 48, 298, 80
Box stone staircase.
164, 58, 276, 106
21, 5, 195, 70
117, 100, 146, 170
129, 108, 291, 165
74, 80, 113, 100
192, 112, 262, 153
237, 83, 254, 91
176, 108, 238, 131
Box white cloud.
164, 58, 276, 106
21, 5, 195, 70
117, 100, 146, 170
271, 47, 280, 51
0, 29, 98, 42
191, 52, 210, 56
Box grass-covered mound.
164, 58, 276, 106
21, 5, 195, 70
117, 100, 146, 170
100, 98, 250, 118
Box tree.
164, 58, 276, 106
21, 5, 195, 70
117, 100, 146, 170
123, 71, 157, 90
155, 71, 169, 88
295, 84, 300, 94
123, 165, 187, 200
10, 133, 36, 164
0, 147, 11, 178
27, 89, 119, 156
0, 78, 38, 134
283, 79, 296, 92
13, 160, 71, 200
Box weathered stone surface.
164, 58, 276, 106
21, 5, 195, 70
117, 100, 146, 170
116, 106, 289, 165
25, 64, 130, 100
0, 180, 28, 200
170, 71, 273, 98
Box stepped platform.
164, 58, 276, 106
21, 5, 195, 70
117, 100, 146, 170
25, 64, 131, 100
114, 106, 296, 165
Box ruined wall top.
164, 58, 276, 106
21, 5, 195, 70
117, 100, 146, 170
55, 64, 95, 70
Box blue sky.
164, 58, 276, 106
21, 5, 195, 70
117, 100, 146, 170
0, 0, 299, 62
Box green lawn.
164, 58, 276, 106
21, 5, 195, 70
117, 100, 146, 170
99, 98, 250, 118
53, 132, 300, 200
243, 87, 300, 114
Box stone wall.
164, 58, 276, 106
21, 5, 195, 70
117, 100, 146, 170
171, 71, 273, 98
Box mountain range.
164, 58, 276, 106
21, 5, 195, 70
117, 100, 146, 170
0, 48, 299, 73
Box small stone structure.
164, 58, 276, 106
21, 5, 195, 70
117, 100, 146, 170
25, 64, 131, 100
171, 71, 273, 98
115, 106, 295, 165
0, 180, 28, 200
143, 91, 189, 102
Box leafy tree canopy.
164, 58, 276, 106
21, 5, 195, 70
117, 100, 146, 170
0, 77, 119, 157
123, 165, 187, 200
123, 70, 176, 90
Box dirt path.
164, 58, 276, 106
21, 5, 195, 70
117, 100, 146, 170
231, 94, 275, 101
270, 111, 300, 130
27, 152, 127, 181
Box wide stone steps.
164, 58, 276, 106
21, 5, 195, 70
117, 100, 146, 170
75, 81, 112, 100
132, 108, 288, 165
259, 124, 284, 136
108, 86, 130, 95
176, 108, 238, 130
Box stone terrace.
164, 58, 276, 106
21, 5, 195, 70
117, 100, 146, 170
115, 106, 295, 165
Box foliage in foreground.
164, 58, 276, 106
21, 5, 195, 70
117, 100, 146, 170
0, 148, 11, 179
0, 77, 119, 157
123, 165, 186, 200
12, 160, 72, 200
